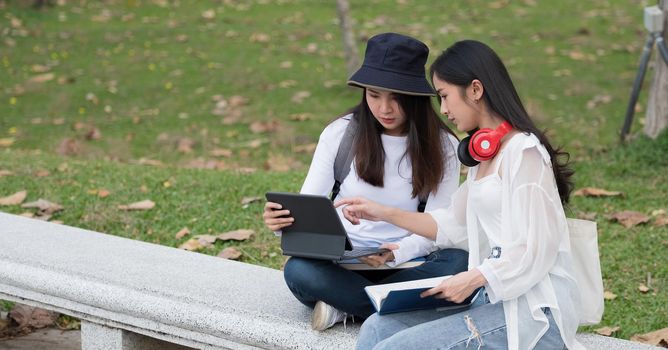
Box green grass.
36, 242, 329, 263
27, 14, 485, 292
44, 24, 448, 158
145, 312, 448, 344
0, 300, 13, 312
0, 149, 303, 269
0, 0, 666, 341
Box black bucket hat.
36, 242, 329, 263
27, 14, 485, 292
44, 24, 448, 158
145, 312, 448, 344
348, 32, 435, 96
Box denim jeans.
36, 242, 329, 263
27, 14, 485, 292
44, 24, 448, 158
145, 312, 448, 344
356, 289, 565, 350
283, 248, 468, 318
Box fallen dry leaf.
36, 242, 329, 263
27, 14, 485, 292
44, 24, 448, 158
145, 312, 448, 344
638, 283, 650, 293
28, 73, 55, 84
97, 189, 110, 198
247, 139, 264, 149
34, 169, 50, 177
279, 80, 297, 88
209, 148, 232, 157
595, 326, 620, 337
651, 209, 666, 216
57, 138, 81, 156
294, 143, 317, 154
137, 158, 164, 167
237, 167, 257, 174
31, 64, 50, 73
0, 138, 15, 147
249, 33, 270, 43
217, 229, 254, 241
265, 154, 302, 172
9, 304, 59, 330
568, 50, 585, 61
118, 199, 155, 211
33, 214, 52, 221
177, 138, 195, 153
586, 94, 612, 109
630, 326, 668, 347
211, 99, 228, 116
0, 190, 27, 206
195, 234, 217, 246
576, 211, 597, 221
249, 120, 281, 133
291, 90, 311, 103
218, 247, 242, 260
654, 216, 668, 227
609, 210, 650, 228
227, 95, 248, 107
488, 0, 509, 9
573, 187, 623, 197
85, 126, 102, 140
653, 213, 668, 227
201, 9, 216, 19
21, 198, 63, 215
290, 113, 312, 121
222, 109, 243, 124
183, 158, 227, 170
178, 238, 203, 251
241, 196, 262, 206
603, 290, 617, 300
0, 169, 13, 177
175, 227, 190, 239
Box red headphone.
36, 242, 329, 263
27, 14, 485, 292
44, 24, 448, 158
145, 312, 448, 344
458, 121, 513, 166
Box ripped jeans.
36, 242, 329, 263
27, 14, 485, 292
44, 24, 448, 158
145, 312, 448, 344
356, 289, 565, 350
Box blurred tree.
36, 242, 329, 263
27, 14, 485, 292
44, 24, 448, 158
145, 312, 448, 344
336, 0, 360, 76
645, 0, 668, 138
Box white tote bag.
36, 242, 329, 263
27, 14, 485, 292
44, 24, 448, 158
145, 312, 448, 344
567, 218, 604, 325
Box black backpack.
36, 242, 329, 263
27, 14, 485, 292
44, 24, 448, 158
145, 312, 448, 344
330, 115, 428, 212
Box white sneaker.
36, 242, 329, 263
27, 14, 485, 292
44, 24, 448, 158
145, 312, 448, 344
311, 301, 347, 331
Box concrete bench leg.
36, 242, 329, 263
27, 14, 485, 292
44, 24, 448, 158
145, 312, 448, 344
81, 321, 193, 350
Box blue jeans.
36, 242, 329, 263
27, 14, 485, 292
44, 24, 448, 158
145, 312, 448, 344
356, 289, 565, 350
283, 248, 468, 318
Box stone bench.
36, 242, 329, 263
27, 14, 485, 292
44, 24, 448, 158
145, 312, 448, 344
0, 212, 660, 349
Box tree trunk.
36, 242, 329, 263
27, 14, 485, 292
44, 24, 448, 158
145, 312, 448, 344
336, 0, 360, 76
645, 0, 668, 138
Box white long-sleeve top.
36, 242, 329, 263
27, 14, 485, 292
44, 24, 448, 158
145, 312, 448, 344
301, 114, 460, 266
428, 133, 583, 350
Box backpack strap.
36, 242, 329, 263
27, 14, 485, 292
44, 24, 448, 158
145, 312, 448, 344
330, 114, 429, 212
417, 195, 427, 213
331, 115, 358, 201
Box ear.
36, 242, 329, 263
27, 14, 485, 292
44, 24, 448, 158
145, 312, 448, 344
468, 79, 484, 102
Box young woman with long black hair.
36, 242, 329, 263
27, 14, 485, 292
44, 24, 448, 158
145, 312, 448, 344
263, 33, 468, 331
338, 40, 584, 349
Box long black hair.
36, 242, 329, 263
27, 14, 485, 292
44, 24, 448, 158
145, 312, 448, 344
343, 90, 456, 199
430, 40, 574, 204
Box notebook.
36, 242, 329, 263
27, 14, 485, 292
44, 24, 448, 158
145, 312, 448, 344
265, 192, 388, 261
365, 276, 479, 315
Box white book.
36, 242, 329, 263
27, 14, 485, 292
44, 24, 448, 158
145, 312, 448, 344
365, 276, 477, 315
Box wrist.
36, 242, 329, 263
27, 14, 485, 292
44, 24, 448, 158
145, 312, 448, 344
469, 268, 488, 289
383, 206, 399, 223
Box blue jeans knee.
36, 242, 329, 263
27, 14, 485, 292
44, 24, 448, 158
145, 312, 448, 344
426, 248, 469, 275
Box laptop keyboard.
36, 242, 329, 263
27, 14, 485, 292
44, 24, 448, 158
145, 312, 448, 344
342, 247, 384, 259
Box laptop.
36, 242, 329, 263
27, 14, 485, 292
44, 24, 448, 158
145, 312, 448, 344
265, 192, 388, 261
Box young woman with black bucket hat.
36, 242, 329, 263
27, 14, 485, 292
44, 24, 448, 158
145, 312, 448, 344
262, 33, 468, 331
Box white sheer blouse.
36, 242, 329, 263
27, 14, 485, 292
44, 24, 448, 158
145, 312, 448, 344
428, 133, 584, 350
